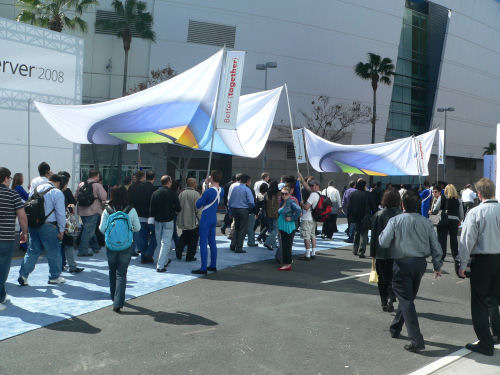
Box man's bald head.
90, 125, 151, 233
186, 177, 197, 188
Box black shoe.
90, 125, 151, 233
358, 254, 366, 259
382, 304, 388, 312
18, 275, 28, 286
221, 227, 226, 235
492, 336, 500, 344
207, 267, 217, 272
69, 267, 84, 274
465, 343, 494, 356
234, 249, 246, 253
191, 269, 207, 275
186, 257, 197, 262
264, 244, 273, 251
344, 239, 353, 243
247, 244, 259, 247
113, 306, 121, 313
132, 251, 140, 257
230, 245, 236, 251
140, 257, 152, 264
390, 331, 400, 339
78, 253, 93, 257
156, 268, 167, 272
387, 301, 395, 313
404, 343, 425, 353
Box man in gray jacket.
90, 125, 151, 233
458, 178, 500, 356
176, 178, 201, 262
379, 190, 442, 353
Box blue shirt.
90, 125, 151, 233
419, 188, 432, 218
228, 184, 254, 211
30, 182, 66, 233
197, 187, 224, 220
15, 185, 29, 201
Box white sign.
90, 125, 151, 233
127, 144, 138, 151
292, 128, 306, 164
437, 129, 445, 164
0, 39, 77, 98
215, 51, 245, 130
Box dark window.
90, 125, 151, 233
455, 158, 477, 171
187, 20, 236, 48
286, 144, 295, 160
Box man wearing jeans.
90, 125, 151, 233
76, 169, 107, 256
0, 167, 28, 310
19, 174, 67, 285
228, 174, 254, 253
150, 175, 181, 272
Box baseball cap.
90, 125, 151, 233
308, 179, 320, 187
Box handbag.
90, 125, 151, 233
369, 258, 378, 284
429, 212, 441, 226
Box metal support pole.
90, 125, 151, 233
284, 84, 300, 176
443, 110, 447, 181
27, 98, 32, 183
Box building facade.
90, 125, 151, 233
1, 0, 499, 188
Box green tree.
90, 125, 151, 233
96, 0, 156, 184
354, 53, 395, 144
16, 0, 97, 33
483, 142, 496, 155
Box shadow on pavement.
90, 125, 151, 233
45, 315, 102, 334
121, 303, 218, 326
419, 312, 472, 326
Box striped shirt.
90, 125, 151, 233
0, 185, 24, 241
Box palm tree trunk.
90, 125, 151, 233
122, 48, 129, 96
370, 88, 377, 185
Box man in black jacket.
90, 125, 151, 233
347, 178, 376, 258
128, 170, 156, 260
150, 175, 181, 272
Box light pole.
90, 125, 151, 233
437, 107, 455, 181
256, 62, 277, 170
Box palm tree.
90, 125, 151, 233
354, 53, 395, 145
96, 0, 156, 185
483, 142, 496, 155
96, 0, 156, 96
17, 0, 97, 33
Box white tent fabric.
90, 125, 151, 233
34, 50, 282, 158
304, 128, 437, 176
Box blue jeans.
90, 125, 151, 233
155, 221, 174, 269
79, 214, 100, 255
21, 224, 62, 280
106, 248, 132, 309
137, 222, 157, 260
247, 213, 257, 245
264, 218, 278, 250
0, 241, 14, 302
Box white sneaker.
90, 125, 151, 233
0, 303, 6, 312
48, 277, 66, 285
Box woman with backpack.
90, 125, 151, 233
277, 186, 301, 271
263, 181, 279, 251
99, 186, 140, 313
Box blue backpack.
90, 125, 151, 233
104, 205, 133, 251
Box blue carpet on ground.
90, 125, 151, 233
0, 224, 352, 341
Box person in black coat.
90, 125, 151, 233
347, 178, 376, 258
370, 189, 401, 312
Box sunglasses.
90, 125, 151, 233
281, 192, 289, 195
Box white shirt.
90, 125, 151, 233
301, 192, 320, 221
227, 182, 241, 202
29, 176, 49, 195
461, 188, 477, 203
322, 186, 341, 207
253, 180, 269, 195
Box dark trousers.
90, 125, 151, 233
437, 219, 459, 261
353, 222, 368, 255
176, 228, 199, 261
376, 258, 395, 305
470, 254, 500, 351
390, 257, 427, 346
230, 208, 249, 251
280, 230, 295, 264
463, 202, 474, 217
322, 214, 338, 239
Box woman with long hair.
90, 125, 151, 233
99, 186, 140, 313
370, 189, 402, 312
11, 173, 28, 201
263, 180, 279, 251
277, 186, 301, 271
431, 184, 463, 261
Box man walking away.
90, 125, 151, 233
299, 179, 321, 260
322, 180, 342, 239
228, 174, 254, 253
379, 190, 442, 353
29, 162, 52, 195
458, 178, 500, 356
150, 176, 181, 272
0, 167, 28, 310
76, 169, 107, 256
342, 180, 356, 243
19, 174, 67, 285
347, 179, 376, 258
461, 184, 477, 218
176, 178, 201, 262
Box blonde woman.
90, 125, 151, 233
431, 184, 463, 261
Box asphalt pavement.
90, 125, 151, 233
1, 220, 499, 375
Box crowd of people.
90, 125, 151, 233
0, 162, 499, 356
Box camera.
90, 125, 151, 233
454, 257, 471, 279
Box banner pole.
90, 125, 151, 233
27, 98, 32, 184
284, 84, 300, 176
206, 46, 227, 180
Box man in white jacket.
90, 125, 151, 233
321, 180, 342, 239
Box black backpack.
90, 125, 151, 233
77, 181, 96, 207
25, 187, 55, 227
